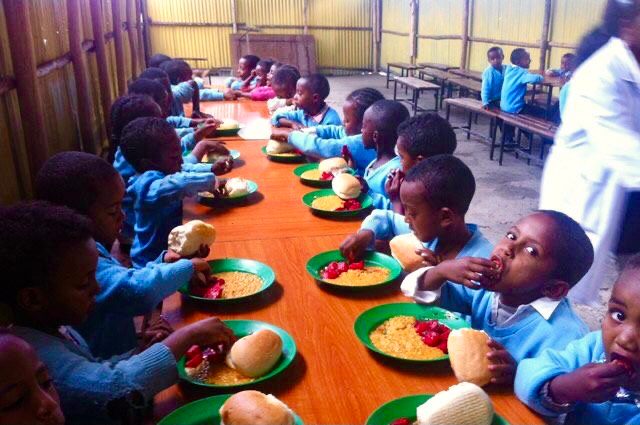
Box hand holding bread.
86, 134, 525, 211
168, 220, 216, 257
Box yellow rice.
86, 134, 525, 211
370, 316, 445, 360
311, 195, 344, 211
301, 169, 322, 180
216, 271, 263, 299
323, 266, 390, 287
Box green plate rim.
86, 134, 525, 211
213, 126, 242, 137
365, 394, 509, 425
183, 149, 241, 161
261, 146, 306, 163
302, 189, 373, 217
353, 303, 470, 362
305, 249, 402, 290
177, 319, 297, 389
178, 258, 275, 303
293, 163, 355, 188
197, 179, 258, 204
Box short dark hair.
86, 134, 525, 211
487, 46, 503, 56
257, 59, 274, 71
603, 0, 640, 37
366, 100, 410, 139
139, 67, 170, 84
119, 117, 177, 172
536, 210, 594, 286
0, 201, 93, 305
404, 154, 475, 215
346, 88, 385, 123
303, 73, 330, 99
397, 113, 457, 158
510, 48, 529, 64
562, 53, 576, 61
109, 95, 162, 162
128, 78, 167, 107
36, 152, 119, 215
622, 253, 640, 274
272, 65, 301, 88
241, 55, 260, 69
161, 60, 191, 85
148, 54, 172, 68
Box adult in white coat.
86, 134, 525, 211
539, 0, 640, 304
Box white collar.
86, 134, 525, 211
497, 295, 562, 321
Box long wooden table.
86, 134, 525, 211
153, 100, 543, 424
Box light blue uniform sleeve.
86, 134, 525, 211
361, 210, 411, 241
180, 133, 196, 152
143, 172, 216, 205
166, 116, 192, 128
437, 282, 477, 317
181, 161, 212, 173
194, 77, 205, 89
370, 192, 392, 210
321, 107, 343, 126
288, 128, 347, 157
521, 72, 545, 85
175, 127, 194, 138
481, 67, 494, 106
172, 82, 195, 104
272, 109, 302, 126
182, 153, 198, 165
199, 88, 224, 101
315, 125, 347, 139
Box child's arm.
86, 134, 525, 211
271, 109, 303, 128
180, 123, 220, 152
340, 209, 410, 260
481, 68, 494, 107
287, 128, 349, 157
522, 71, 545, 85
143, 171, 217, 204
166, 116, 193, 129
384, 169, 404, 213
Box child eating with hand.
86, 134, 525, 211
231, 59, 276, 100
267, 65, 300, 115
515, 254, 640, 425
225, 54, 260, 91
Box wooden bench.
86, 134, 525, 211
385, 62, 423, 88
448, 68, 483, 81
417, 62, 457, 72
446, 77, 482, 100
393, 76, 440, 114
417, 68, 453, 109
444, 97, 558, 165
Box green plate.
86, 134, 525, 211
366, 394, 509, 425
182, 150, 240, 161
261, 146, 306, 163
293, 163, 355, 188
158, 394, 304, 425
179, 258, 274, 303
177, 320, 296, 389
302, 189, 373, 218
306, 250, 402, 290
197, 180, 258, 205
354, 303, 470, 362
214, 126, 242, 137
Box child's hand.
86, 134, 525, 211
194, 123, 219, 142
290, 122, 304, 131
415, 247, 441, 267
357, 176, 369, 193
223, 88, 237, 100
211, 158, 233, 175
341, 145, 355, 169
482, 104, 490, 110
340, 230, 375, 262
487, 340, 517, 385
271, 128, 292, 142
140, 315, 174, 351
191, 110, 213, 119
192, 139, 229, 161
427, 257, 495, 289
549, 362, 631, 405
385, 169, 404, 203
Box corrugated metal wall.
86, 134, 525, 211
380, 0, 410, 66
417, 0, 462, 66
549, 0, 605, 66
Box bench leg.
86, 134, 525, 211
404, 69, 409, 95
386, 64, 391, 88
393, 79, 398, 101
413, 89, 419, 115
499, 129, 507, 166
490, 119, 497, 160
434, 90, 439, 112
527, 133, 533, 165
446, 104, 451, 121
466, 112, 472, 140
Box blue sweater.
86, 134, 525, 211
271, 106, 342, 128
170, 82, 224, 117
128, 169, 216, 268
225, 76, 260, 91
76, 242, 193, 358
500, 65, 544, 113
481, 65, 504, 106
287, 125, 375, 175
516, 331, 640, 425
364, 156, 401, 210
12, 326, 176, 425
361, 209, 411, 241
166, 116, 192, 129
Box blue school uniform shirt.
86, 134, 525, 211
170, 82, 224, 116
166, 116, 194, 138
271, 106, 342, 128
559, 81, 571, 121
128, 169, 216, 268
12, 325, 176, 425
225, 76, 260, 91
481, 65, 504, 106
76, 242, 194, 359
516, 331, 640, 425
500, 65, 544, 113
361, 209, 411, 241
364, 156, 401, 210
287, 125, 375, 175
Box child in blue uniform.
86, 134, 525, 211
500, 48, 544, 114
120, 117, 222, 268
0, 202, 234, 425
225, 54, 260, 91
515, 254, 640, 425
402, 199, 592, 384
340, 113, 457, 260
148, 53, 171, 68
35, 151, 215, 358
546, 53, 576, 80
283, 88, 384, 174
268, 65, 300, 115
481, 46, 505, 109
271, 73, 342, 129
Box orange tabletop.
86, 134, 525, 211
153, 100, 543, 424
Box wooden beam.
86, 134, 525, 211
375, 0, 382, 72
303, 0, 309, 35
2, 0, 49, 179
111, 0, 127, 94
460, 0, 470, 69
126, 0, 138, 76
230, 0, 237, 33
467, 36, 538, 49
409, 0, 419, 64
67, 0, 96, 153
539, 0, 552, 71
140, 0, 152, 66
381, 29, 410, 37
148, 20, 372, 31
36, 55, 72, 78
548, 41, 577, 49
417, 34, 462, 40
90, 0, 113, 136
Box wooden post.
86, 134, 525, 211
230, 0, 237, 33
539, 0, 552, 71
111, 0, 127, 93
66, 0, 97, 153
90, 0, 114, 135
2, 0, 49, 177
140, 0, 152, 65
409, 0, 419, 65
126, 0, 138, 76
376, 0, 382, 72
303, 0, 309, 35
135, 0, 146, 68
460, 0, 470, 69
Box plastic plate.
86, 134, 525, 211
200, 149, 241, 162
302, 189, 372, 218
261, 146, 305, 163
293, 163, 355, 188
197, 180, 258, 205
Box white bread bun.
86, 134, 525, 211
266, 139, 296, 154
318, 157, 348, 174
389, 233, 424, 272
416, 382, 493, 425
167, 220, 216, 256
219, 391, 295, 425
225, 178, 250, 197
226, 329, 282, 378
218, 119, 240, 130
447, 329, 492, 387
332, 173, 361, 199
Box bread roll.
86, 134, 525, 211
416, 382, 493, 425
226, 329, 282, 378
447, 329, 492, 387
266, 139, 296, 154
225, 178, 250, 197
389, 233, 424, 272
220, 391, 295, 425
167, 220, 216, 256
218, 119, 239, 130
318, 157, 348, 174
332, 173, 361, 199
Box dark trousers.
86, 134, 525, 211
616, 191, 640, 255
